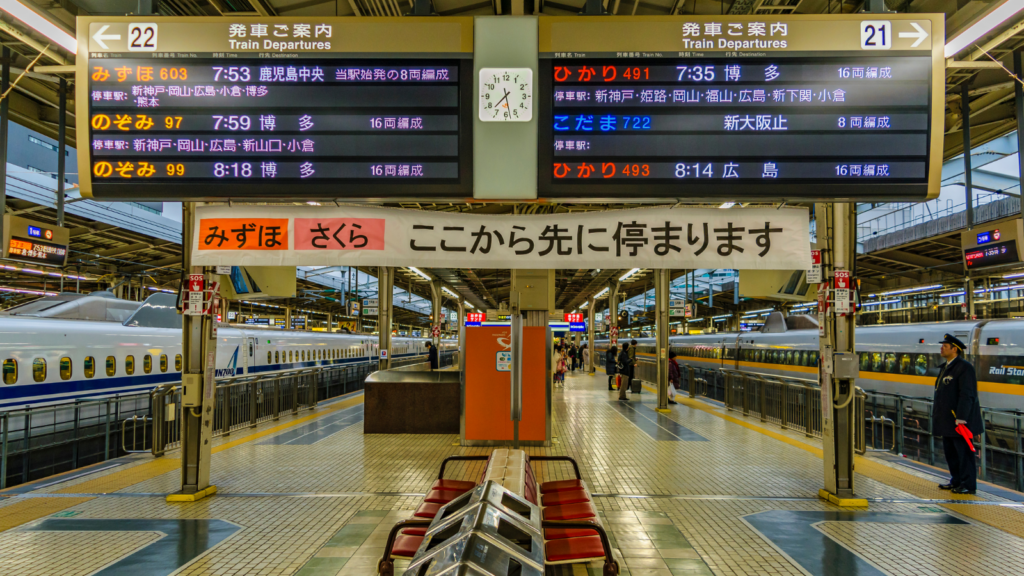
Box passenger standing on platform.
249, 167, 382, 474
582, 344, 590, 373
932, 334, 983, 495
605, 345, 618, 390
668, 351, 680, 405
628, 339, 638, 382
427, 342, 439, 371
617, 343, 632, 400
570, 343, 579, 372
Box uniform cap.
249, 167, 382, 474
938, 333, 966, 351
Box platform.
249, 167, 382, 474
2, 375, 1024, 576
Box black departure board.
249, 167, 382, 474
965, 240, 1020, 269
538, 54, 935, 200
85, 58, 471, 200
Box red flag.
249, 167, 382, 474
955, 423, 976, 452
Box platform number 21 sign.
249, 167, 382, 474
860, 21, 891, 50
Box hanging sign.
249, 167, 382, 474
363, 298, 379, 307
432, 325, 441, 337
806, 249, 822, 284
192, 204, 811, 269
362, 307, 378, 315
817, 286, 826, 337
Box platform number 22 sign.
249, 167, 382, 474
860, 21, 891, 50
128, 23, 158, 52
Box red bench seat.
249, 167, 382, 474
431, 479, 476, 492
424, 489, 465, 504
401, 526, 427, 537
391, 534, 423, 558
540, 479, 584, 493
544, 527, 599, 540
544, 536, 605, 563
543, 501, 596, 521
541, 489, 590, 507
413, 501, 442, 519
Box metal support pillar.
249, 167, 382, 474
378, 266, 394, 370
655, 269, 669, 411
962, 82, 974, 230
819, 202, 857, 501
430, 278, 442, 347
56, 78, 67, 227
0, 47, 9, 233
327, 312, 333, 333
964, 277, 975, 319
587, 297, 596, 373
1016, 49, 1024, 218
609, 281, 620, 347
457, 298, 465, 358
177, 203, 217, 497
285, 306, 292, 330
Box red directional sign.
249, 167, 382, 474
466, 312, 486, 323
564, 313, 584, 323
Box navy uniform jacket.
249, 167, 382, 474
428, 347, 439, 369
931, 355, 983, 437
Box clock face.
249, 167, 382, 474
479, 68, 533, 122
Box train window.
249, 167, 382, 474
884, 353, 896, 373
860, 352, 870, 371
785, 351, 793, 365
84, 357, 95, 379
899, 354, 911, 375
288, 350, 293, 362
175, 354, 182, 371
106, 356, 116, 377
809, 351, 819, 366
248, 341, 254, 358
915, 354, 928, 376
797, 351, 806, 366
268, 351, 272, 364
125, 356, 135, 375
60, 357, 72, 380
144, 355, 152, 374
33, 359, 46, 382
160, 355, 168, 373
871, 352, 882, 372
3, 359, 16, 384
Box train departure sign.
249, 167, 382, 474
2, 215, 70, 268
538, 15, 944, 201
76, 17, 473, 201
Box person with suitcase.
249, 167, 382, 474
605, 345, 618, 390
618, 342, 632, 400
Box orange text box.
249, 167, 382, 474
197, 218, 289, 250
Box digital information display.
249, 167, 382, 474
538, 15, 944, 201
76, 17, 473, 200
2, 215, 70, 268
966, 240, 1020, 269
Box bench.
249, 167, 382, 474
378, 450, 619, 575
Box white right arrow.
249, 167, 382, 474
92, 25, 121, 50
898, 22, 929, 48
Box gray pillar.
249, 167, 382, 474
1016, 49, 1024, 218
819, 202, 857, 500
655, 269, 669, 411
56, 78, 67, 228
177, 202, 217, 497
962, 82, 974, 230
430, 278, 442, 347
378, 266, 394, 370
587, 297, 596, 373
609, 281, 620, 348
457, 299, 465, 361
964, 277, 975, 320
0, 47, 9, 239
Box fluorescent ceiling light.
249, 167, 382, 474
686, 317, 704, 323
860, 299, 900, 307
939, 291, 966, 298
441, 286, 458, 298
619, 268, 640, 282
595, 287, 609, 298
881, 284, 942, 296
719, 202, 736, 209
0, 1, 77, 53
1004, 272, 1024, 279
408, 266, 432, 281
945, 0, 1024, 58
465, 302, 474, 309
746, 308, 774, 314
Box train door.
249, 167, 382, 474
243, 337, 256, 375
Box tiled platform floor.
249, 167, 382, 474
2, 372, 1024, 576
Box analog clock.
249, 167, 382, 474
479, 68, 533, 122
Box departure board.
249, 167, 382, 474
76, 17, 473, 200
538, 15, 945, 201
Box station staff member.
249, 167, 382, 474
932, 334, 983, 495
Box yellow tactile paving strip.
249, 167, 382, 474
0, 498, 94, 532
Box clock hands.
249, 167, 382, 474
495, 89, 511, 120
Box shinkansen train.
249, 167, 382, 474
0, 293, 456, 410
593, 312, 1024, 411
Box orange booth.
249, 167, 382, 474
461, 324, 551, 446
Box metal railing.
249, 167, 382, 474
0, 354, 405, 490
861, 390, 1024, 492
679, 364, 866, 454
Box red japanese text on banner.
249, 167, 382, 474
294, 218, 386, 251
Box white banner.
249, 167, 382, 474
191, 205, 810, 270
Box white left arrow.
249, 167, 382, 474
898, 22, 929, 48
92, 25, 121, 50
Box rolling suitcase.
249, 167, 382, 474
631, 379, 642, 394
